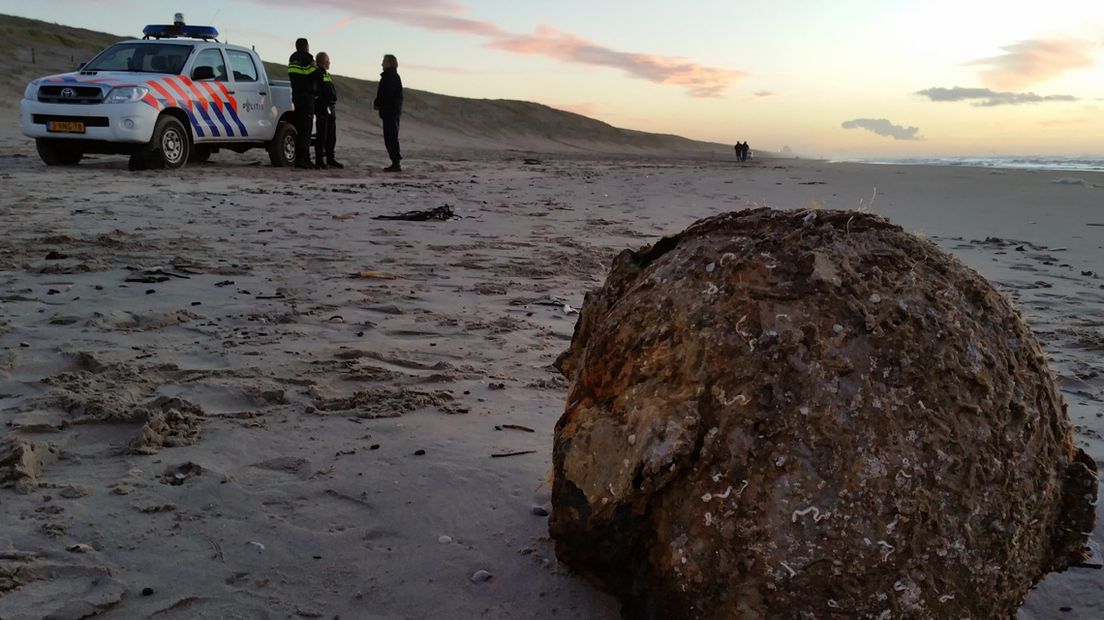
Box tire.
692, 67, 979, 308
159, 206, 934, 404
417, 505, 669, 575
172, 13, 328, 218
188, 147, 212, 164
154, 116, 190, 169
268, 121, 297, 167
35, 139, 82, 166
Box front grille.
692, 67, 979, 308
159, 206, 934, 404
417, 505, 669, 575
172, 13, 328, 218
33, 115, 110, 127
38, 85, 104, 104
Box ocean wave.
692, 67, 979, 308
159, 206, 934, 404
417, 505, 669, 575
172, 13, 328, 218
830, 156, 1104, 172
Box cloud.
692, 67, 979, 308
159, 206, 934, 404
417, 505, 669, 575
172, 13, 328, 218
970, 37, 1097, 90
323, 16, 356, 34
488, 26, 744, 97
1038, 117, 1094, 127
841, 118, 921, 140
262, 0, 744, 97
915, 86, 1078, 106
752, 90, 776, 97
381, 9, 504, 38
272, 0, 508, 37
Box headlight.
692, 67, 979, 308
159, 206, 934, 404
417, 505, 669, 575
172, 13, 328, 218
106, 86, 150, 104
24, 81, 38, 100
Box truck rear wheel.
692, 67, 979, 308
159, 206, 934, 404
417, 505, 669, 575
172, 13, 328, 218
268, 121, 296, 167
36, 139, 83, 166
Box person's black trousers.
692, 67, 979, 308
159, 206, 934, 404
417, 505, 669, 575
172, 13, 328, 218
315, 112, 336, 162
293, 96, 314, 164
381, 114, 401, 163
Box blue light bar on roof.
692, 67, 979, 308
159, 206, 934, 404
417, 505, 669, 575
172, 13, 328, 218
142, 24, 220, 40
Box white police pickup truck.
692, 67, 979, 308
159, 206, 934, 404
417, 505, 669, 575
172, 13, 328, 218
20, 19, 297, 169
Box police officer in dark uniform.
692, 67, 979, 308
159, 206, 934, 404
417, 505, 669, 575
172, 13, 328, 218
373, 54, 404, 172
288, 38, 322, 169
313, 52, 342, 169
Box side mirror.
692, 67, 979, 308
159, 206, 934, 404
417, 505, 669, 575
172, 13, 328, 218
77, 62, 86, 71
192, 66, 216, 81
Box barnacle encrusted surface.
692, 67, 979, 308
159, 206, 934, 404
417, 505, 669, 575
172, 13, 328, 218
550, 208, 1096, 619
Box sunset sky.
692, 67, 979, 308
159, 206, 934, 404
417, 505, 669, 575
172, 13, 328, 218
4, 0, 1104, 157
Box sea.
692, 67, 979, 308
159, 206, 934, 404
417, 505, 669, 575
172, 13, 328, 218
830, 156, 1104, 173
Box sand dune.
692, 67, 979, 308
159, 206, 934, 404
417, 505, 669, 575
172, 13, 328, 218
1, 13, 738, 158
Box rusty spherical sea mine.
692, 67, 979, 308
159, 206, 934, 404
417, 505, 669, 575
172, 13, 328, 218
550, 208, 1096, 619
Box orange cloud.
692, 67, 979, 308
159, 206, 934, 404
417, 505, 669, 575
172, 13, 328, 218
324, 16, 356, 34
489, 26, 744, 97
971, 37, 1097, 90
262, 0, 744, 97
270, 0, 505, 37
383, 9, 504, 37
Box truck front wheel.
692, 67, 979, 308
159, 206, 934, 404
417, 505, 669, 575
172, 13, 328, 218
155, 116, 190, 169
36, 139, 83, 166
131, 115, 190, 170
268, 121, 297, 167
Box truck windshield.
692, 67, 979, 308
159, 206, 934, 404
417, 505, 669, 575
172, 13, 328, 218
83, 43, 193, 74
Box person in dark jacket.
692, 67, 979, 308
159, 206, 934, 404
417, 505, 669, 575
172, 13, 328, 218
373, 54, 404, 172
736, 141, 748, 162
313, 52, 342, 169
288, 38, 323, 169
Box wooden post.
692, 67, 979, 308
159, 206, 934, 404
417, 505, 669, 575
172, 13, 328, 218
31, 47, 36, 64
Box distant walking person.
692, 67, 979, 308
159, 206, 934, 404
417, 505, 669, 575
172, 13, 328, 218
288, 38, 323, 169
313, 52, 342, 169
374, 54, 404, 172
735, 141, 749, 162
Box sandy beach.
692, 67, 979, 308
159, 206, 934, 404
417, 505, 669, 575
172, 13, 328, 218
0, 116, 1101, 619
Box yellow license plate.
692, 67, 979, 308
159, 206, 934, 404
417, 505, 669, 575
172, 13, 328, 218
47, 121, 85, 133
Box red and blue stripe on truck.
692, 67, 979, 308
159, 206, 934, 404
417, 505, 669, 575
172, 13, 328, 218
45, 74, 249, 138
